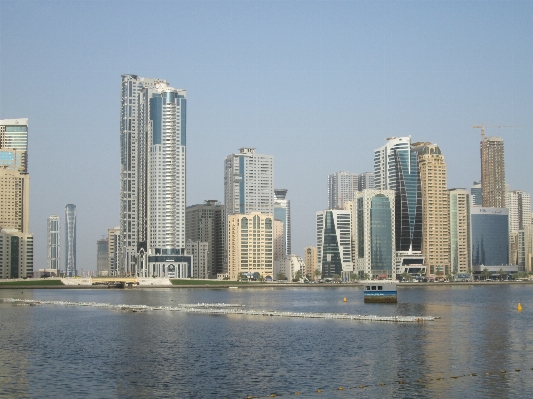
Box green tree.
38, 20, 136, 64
349, 272, 358, 282
400, 272, 411, 282
293, 270, 303, 282
482, 268, 491, 281
332, 274, 341, 283
498, 268, 506, 281
276, 271, 287, 281
313, 268, 322, 281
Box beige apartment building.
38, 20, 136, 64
413, 143, 450, 277
227, 212, 274, 281
304, 246, 317, 279
449, 189, 471, 275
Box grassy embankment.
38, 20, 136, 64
0, 279, 64, 286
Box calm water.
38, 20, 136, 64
1, 284, 533, 398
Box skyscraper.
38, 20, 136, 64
120, 74, 190, 277
274, 189, 291, 256
65, 204, 76, 277
471, 180, 482, 206
316, 210, 353, 278
374, 137, 423, 274
506, 190, 531, 232
328, 171, 359, 210
413, 142, 450, 277
0, 119, 33, 279
358, 172, 375, 191
47, 215, 60, 271
449, 189, 471, 276
471, 207, 509, 266
353, 189, 396, 280
97, 238, 109, 276
481, 136, 505, 208
186, 200, 226, 277
224, 148, 274, 217
0, 118, 28, 172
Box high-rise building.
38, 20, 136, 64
65, 204, 76, 277
0, 229, 33, 279
328, 171, 359, 209
449, 189, 471, 276
0, 118, 28, 172
413, 142, 450, 277
186, 200, 226, 277
97, 238, 109, 276
353, 189, 396, 280
47, 215, 60, 271
274, 189, 291, 256
108, 226, 120, 276
303, 246, 317, 279
0, 156, 30, 233
227, 213, 274, 281
316, 210, 353, 279
374, 137, 423, 272
471, 207, 509, 266
273, 219, 284, 262
224, 148, 274, 217
120, 74, 190, 277
506, 190, 531, 232
471, 181, 482, 206
358, 172, 375, 191
0, 119, 32, 279
481, 136, 505, 208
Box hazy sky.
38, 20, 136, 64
1, 0, 532, 273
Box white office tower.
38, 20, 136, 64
224, 148, 274, 217
506, 190, 531, 233
65, 204, 76, 277
274, 189, 291, 256
353, 190, 396, 280
316, 210, 353, 279
328, 171, 359, 209
47, 215, 60, 271
120, 75, 191, 278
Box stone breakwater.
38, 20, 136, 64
1, 298, 438, 323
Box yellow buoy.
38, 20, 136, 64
518, 303, 523, 311
343, 297, 347, 302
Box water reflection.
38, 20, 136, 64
2, 285, 533, 398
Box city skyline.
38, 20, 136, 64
1, 1, 532, 272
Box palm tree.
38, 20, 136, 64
276, 271, 287, 281
313, 268, 322, 281
482, 268, 490, 281
498, 268, 506, 281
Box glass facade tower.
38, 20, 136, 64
65, 204, 76, 277
471, 207, 509, 266
47, 215, 60, 270
120, 75, 190, 277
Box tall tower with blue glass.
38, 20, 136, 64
120, 75, 191, 278
274, 189, 291, 256
374, 137, 423, 275
65, 204, 76, 277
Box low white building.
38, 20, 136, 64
274, 254, 305, 281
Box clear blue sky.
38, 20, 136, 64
1, 0, 532, 273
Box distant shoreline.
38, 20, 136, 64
1, 280, 532, 289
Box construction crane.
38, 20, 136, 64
473, 124, 518, 141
